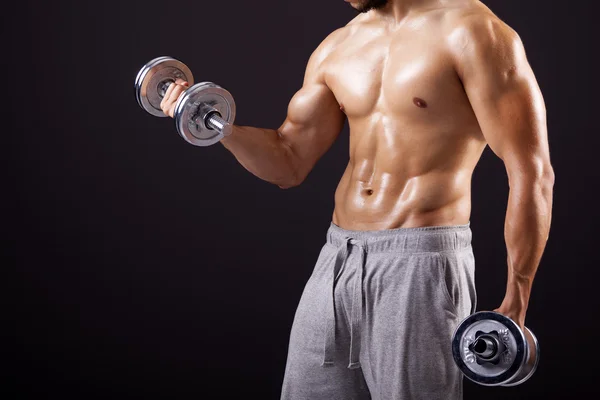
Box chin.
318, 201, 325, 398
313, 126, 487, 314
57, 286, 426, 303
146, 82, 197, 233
350, 0, 388, 13
345, 0, 361, 9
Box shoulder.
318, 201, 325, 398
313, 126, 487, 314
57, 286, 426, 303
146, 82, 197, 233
453, 10, 519, 48
304, 25, 351, 78
310, 13, 368, 62
442, 6, 526, 76
311, 25, 351, 63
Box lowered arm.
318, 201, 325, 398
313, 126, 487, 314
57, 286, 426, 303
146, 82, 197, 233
451, 16, 555, 328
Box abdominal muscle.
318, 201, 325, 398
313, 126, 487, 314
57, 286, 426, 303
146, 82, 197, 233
332, 165, 472, 231
331, 123, 483, 231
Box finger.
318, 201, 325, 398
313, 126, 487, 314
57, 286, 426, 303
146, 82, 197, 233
174, 83, 188, 95
167, 85, 187, 106
169, 102, 181, 118
175, 78, 189, 86
167, 86, 189, 118
161, 85, 186, 117
167, 93, 184, 118
160, 83, 177, 111
160, 83, 177, 115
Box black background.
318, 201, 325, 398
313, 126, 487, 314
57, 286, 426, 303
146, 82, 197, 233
4, 0, 599, 398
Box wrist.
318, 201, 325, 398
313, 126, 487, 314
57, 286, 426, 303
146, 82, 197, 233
220, 125, 238, 147
502, 274, 532, 311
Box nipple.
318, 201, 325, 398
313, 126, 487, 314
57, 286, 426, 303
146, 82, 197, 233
413, 97, 428, 108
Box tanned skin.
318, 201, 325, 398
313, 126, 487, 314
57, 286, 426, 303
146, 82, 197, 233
160, 0, 555, 337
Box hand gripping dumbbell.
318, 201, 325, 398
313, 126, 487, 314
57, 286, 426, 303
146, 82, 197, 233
134, 56, 236, 146
452, 311, 540, 387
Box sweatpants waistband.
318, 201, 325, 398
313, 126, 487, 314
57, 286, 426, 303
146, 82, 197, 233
326, 221, 472, 253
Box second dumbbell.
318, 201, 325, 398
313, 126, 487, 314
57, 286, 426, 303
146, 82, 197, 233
452, 311, 540, 387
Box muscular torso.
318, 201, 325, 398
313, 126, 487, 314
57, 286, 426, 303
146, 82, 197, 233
324, 6, 489, 230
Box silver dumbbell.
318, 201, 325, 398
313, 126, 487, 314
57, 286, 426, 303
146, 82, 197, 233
452, 311, 540, 387
134, 56, 236, 146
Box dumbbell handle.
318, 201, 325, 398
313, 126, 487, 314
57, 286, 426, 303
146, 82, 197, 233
204, 112, 232, 137
158, 79, 232, 137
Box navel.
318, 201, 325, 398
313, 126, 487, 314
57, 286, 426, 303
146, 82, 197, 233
413, 97, 428, 108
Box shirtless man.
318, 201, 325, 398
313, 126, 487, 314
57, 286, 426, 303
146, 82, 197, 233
160, 0, 554, 398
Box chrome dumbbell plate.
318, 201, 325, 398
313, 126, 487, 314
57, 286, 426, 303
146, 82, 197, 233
174, 82, 236, 146
135, 56, 194, 117
451, 311, 539, 386
503, 326, 540, 387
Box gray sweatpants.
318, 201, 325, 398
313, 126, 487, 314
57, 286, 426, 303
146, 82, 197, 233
281, 222, 477, 400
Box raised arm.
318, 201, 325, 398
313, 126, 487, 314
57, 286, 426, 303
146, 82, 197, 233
450, 15, 555, 328
219, 30, 346, 189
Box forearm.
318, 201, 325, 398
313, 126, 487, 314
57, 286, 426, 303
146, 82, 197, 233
502, 171, 555, 310
220, 125, 298, 188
